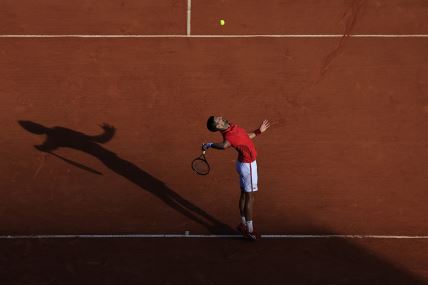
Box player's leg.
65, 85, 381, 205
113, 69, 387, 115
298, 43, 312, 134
244, 192, 254, 230
236, 161, 247, 231
244, 161, 259, 240
244, 191, 260, 240
239, 191, 246, 222
237, 190, 247, 234
236, 160, 259, 239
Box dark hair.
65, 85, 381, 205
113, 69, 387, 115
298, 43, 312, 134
206, 116, 217, 132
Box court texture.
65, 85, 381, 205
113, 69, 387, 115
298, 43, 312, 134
1, 0, 428, 284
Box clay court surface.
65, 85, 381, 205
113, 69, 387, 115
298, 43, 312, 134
1, 0, 428, 284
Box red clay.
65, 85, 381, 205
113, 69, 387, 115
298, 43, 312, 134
0, 0, 185, 35
1, 237, 427, 284
192, 0, 428, 35
1, 0, 428, 284
2, 38, 427, 235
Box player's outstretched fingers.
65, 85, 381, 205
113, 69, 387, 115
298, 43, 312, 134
260, 119, 271, 133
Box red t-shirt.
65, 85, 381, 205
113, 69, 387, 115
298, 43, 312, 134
222, 123, 257, 163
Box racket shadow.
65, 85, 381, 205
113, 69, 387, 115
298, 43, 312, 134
18, 120, 234, 234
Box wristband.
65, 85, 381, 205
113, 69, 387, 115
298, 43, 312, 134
204, 142, 214, 149
254, 129, 262, 136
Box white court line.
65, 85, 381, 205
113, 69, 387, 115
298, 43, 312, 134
0, 234, 428, 239
187, 0, 191, 36
0, 34, 428, 38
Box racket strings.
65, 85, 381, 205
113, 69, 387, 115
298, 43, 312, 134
192, 158, 210, 175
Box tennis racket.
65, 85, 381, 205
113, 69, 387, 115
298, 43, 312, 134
191, 150, 210, 175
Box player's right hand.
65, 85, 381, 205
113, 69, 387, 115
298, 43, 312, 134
202, 143, 214, 151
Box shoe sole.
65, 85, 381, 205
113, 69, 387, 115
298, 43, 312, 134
247, 234, 258, 241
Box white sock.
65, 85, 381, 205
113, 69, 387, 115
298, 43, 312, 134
241, 217, 246, 224
246, 221, 254, 233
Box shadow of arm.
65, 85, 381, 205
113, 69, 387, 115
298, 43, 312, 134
89, 123, 116, 144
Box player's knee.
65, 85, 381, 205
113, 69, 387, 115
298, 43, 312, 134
245, 192, 255, 200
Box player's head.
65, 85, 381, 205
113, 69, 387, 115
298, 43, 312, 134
206, 116, 229, 132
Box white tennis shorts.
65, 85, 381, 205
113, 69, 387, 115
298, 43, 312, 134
235, 160, 258, 192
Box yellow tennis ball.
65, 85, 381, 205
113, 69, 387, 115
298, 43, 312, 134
220, 19, 225, 26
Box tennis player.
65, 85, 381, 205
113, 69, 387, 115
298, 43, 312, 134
203, 116, 270, 241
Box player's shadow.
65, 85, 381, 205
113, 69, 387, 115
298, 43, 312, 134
18, 120, 234, 234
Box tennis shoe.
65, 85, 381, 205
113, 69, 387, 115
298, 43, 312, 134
245, 228, 261, 241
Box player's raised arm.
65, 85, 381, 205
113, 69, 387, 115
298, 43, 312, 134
202, 140, 231, 150
248, 119, 271, 139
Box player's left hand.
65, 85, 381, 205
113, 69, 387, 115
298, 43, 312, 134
259, 119, 271, 133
